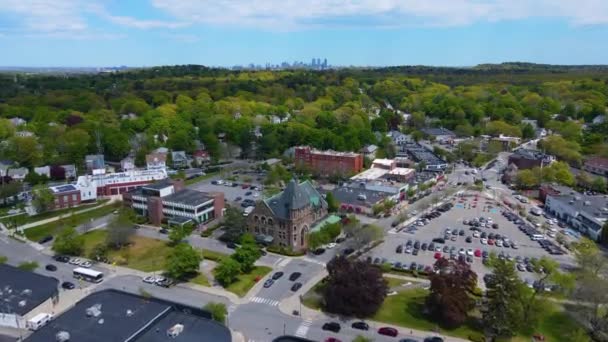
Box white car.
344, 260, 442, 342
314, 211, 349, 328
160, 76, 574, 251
473, 232, 480, 238
496, 240, 503, 247
143, 276, 157, 284
326, 243, 337, 249
481, 238, 488, 245
405, 246, 412, 254
253, 193, 259, 198
80, 261, 92, 268
69, 258, 82, 265
458, 248, 466, 255
466, 249, 474, 256
548, 232, 557, 238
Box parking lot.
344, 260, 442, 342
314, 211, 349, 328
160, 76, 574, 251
188, 173, 266, 210
365, 191, 575, 286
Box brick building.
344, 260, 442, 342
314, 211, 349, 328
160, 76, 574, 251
246, 179, 327, 252
507, 149, 554, 170
294, 146, 363, 177
48, 184, 82, 209
123, 179, 224, 226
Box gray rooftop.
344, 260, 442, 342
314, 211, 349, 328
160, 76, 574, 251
163, 189, 212, 206
548, 192, 608, 226
511, 148, 551, 161
330, 186, 388, 207
26, 289, 230, 342
422, 127, 455, 137
265, 180, 326, 220
142, 179, 174, 191
0, 264, 58, 316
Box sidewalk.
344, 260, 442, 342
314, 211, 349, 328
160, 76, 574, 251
19, 199, 117, 230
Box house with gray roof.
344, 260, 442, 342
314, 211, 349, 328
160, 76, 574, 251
246, 179, 327, 252
8, 167, 28, 181
171, 151, 189, 169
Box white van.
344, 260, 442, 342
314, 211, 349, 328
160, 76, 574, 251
243, 206, 254, 216
27, 313, 53, 331
531, 234, 544, 241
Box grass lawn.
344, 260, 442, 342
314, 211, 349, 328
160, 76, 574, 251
223, 266, 272, 297
202, 249, 229, 262
385, 276, 412, 289
24, 202, 120, 241
372, 288, 482, 340
189, 273, 210, 287
301, 281, 326, 310
510, 302, 590, 342
80, 230, 173, 272
1, 200, 109, 227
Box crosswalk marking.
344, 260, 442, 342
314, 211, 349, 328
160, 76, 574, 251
277, 258, 291, 267
303, 257, 326, 267
295, 318, 313, 337
250, 296, 280, 306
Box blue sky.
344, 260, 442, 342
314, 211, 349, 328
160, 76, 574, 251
1, 0, 608, 67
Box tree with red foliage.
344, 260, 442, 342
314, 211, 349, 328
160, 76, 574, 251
64, 114, 84, 127
322, 256, 388, 317
425, 258, 477, 328
50, 165, 66, 180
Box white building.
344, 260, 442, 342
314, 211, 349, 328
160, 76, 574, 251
545, 192, 608, 241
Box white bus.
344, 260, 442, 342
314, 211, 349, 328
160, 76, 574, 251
26, 313, 53, 331
73, 267, 104, 283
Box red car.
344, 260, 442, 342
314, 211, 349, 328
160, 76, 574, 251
474, 249, 481, 257
241, 184, 249, 189
325, 338, 342, 342
434, 252, 442, 259
488, 239, 495, 245
378, 327, 398, 337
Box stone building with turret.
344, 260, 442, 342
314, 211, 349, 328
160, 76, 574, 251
246, 179, 328, 252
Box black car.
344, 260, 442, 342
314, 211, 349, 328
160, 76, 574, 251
406, 240, 413, 246
335, 237, 345, 243
53, 255, 70, 263
226, 242, 238, 249
424, 337, 445, 342
290, 282, 303, 292
396, 245, 403, 253
342, 248, 354, 255
410, 262, 417, 270
38, 235, 53, 244
492, 223, 499, 229
459, 229, 465, 236
234, 196, 242, 201
322, 322, 341, 333
432, 238, 445, 244
412, 249, 419, 256
391, 220, 400, 227
156, 278, 174, 288
481, 232, 487, 238
45, 264, 57, 271
443, 245, 449, 253
289, 272, 302, 281
413, 241, 421, 249
313, 248, 325, 255
421, 243, 428, 251
272, 271, 284, 280
61, 281, 75, 290
351, 321, 369, 330
465, 236, 472, 243
451, 230, 458, 236
245, 191, 252, 196
159, 228, 169, 234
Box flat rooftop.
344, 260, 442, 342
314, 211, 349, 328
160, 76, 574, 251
331, 186, 388, 207
26, 289, 230, 342
163, 189, 213, 206
0, 264, 58, 316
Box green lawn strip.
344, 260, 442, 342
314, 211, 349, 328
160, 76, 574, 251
1, 200, 109, 227
512, 302, 589, 342
201, 249, 229, 262
301, 281, 325, 310
189, 273, 210, 287
223, 266, 272, 297
385, 276, 410, 289
24, 202, 120, 241
372, 288, 482, 340
79, 230, 172, 272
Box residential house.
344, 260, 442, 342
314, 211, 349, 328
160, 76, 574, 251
583, 156, 608, 177
421, 127, 456, 143
85, 154, 105, 173
146, 153, 167, 170
60, 164, 77, 179
387, 130, 410, 145
15, 131, 34, 138
193, 150, 211, 165
592, 115, 606, 125
0, 160, 13, 177
7, 167, 28, 181
121, 157, 135, 171
171, 151, 189, 169
8, 117, 26, 127
34, 166, 50, 178
246, 179, 328, 252
361, 145, 378, 159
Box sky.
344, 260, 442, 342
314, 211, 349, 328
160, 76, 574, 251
1, 0, 608, 67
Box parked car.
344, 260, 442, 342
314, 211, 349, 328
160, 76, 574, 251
159, 228, 169, 234
313, 248, 326, 255
272, 272, 284, 280
263, 279, 275, 288
38, 235, 53, 244
289, 272, 302, 281
322, 322, 341, 333
53, 255, 70, 263
291, 282, 303, 292
351, 321, 369, 330
378, 327, 399, 337
61, 281, 75, 290
45, 264, 57, 271
80, 261, 92, 268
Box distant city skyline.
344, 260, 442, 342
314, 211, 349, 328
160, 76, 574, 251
1, 1, 608, 67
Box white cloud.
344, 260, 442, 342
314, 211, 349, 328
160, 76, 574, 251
150, 0, 608, 29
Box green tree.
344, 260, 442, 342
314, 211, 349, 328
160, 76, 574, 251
231, 243, 261, 273
32, 184, 55, 214
203, 302, 227, 324
521, 123, 536, 140
105, 212, 135, 249
52, 227, 84, 255
515, 169, 539, 189
325, 192, 339, 213
214, 258, 241, 286
165, 243, 202, 280
220, 207, 246, 243
484, 258, 526, 338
